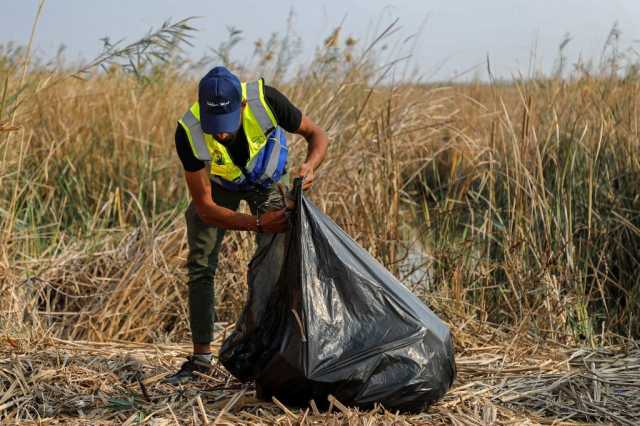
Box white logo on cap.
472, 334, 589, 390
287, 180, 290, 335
207, 100, 230, 107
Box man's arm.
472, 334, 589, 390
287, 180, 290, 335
184, 168, 287, 232
294, 115, 329, 190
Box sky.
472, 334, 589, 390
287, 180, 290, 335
3, 0, 640, 81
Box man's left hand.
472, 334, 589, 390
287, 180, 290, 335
298, 163, 315, 191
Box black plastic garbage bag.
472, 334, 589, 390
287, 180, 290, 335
219, 178, 456, 412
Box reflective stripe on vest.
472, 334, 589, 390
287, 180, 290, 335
180, 107, 211, 164
246, 81, 275, 135
178, 79, 287, 190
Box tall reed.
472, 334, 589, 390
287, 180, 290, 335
1, 19, 638, 346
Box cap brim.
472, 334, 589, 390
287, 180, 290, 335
200, 108, 241, 134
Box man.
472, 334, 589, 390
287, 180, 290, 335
166, 66, 329, 384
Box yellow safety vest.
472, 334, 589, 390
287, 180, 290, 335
178, 79, 279, 184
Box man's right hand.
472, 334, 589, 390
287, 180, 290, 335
259, 208, 289, 233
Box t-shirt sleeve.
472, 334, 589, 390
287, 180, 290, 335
175, 124, 205, 172
263, 85, 302, 132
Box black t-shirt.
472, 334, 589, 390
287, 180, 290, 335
175, 85, 302, 172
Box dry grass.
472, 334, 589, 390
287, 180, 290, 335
1, 319, 638, 425
1, 16, 640, 424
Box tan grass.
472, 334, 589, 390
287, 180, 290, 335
1, 319, 638, 424
1, 16, 640, 424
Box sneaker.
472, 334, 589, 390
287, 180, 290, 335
163, 356, 211, 385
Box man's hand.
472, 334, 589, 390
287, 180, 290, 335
298, 163, 315, 191
259, 208, 289, 233
293, 115, 328, 191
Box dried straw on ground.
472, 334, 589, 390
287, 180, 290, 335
2, 320, 638, 425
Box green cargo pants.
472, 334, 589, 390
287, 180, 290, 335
185, 175, 289, 344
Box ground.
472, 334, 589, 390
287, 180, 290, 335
1, 322, 638, 425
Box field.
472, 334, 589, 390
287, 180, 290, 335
1, 17, 639, 424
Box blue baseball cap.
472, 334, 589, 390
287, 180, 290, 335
198, 66, 242, 134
